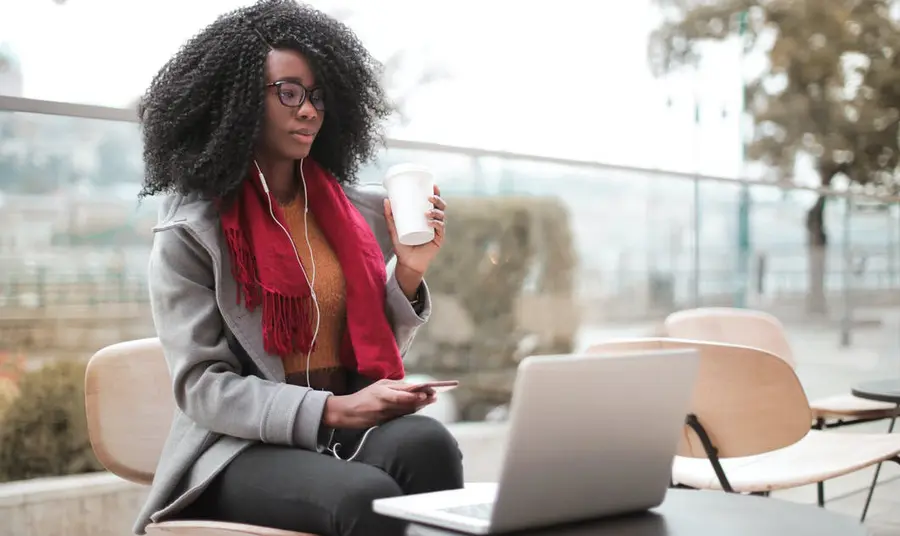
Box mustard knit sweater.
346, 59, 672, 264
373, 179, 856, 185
279, 194, 349, 394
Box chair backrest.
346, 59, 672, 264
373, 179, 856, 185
664, 307, 796, 368
585, 338, 811, 459
84, 338, 174, 485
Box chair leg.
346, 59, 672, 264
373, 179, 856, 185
813, 417, 826, 508
860, 415, 898, 522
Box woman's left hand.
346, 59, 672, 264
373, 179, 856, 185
384, 184, 446, 276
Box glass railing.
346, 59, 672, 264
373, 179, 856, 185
2, 96, 900, 418
0, 107, 153, 314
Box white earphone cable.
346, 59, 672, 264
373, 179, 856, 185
253, 158, 320, 390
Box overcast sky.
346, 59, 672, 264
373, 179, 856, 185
0, 0, 760, 180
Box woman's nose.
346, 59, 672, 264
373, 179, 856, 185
296, 98, 319, 120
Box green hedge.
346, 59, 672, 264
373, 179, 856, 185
0, 359, 102, 482
406, 195, 579, 419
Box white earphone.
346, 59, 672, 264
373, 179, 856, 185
254, 158, 374, 461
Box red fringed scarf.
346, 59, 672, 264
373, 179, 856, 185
219, 158, 404, 381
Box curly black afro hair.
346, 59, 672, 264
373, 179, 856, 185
138, 0, 391, 199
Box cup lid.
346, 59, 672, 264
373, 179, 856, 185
384, 163, 433, 181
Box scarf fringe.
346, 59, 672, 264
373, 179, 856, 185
223, 227, 260, 309
224, 226, 315, 356
261, 290, 315, 356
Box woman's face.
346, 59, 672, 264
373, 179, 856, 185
258, 49, 326, 161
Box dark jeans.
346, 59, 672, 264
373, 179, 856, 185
182, 414, 464, 536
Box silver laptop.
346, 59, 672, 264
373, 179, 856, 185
373, 348, 700, 534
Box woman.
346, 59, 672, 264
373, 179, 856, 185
133, 2, 464, 535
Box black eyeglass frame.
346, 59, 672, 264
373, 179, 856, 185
266, 80, 326, 111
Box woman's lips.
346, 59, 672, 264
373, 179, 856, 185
291, 131, 316, 143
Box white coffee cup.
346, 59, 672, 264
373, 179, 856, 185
383, 163, 435, 246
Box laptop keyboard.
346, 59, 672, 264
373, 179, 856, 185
440, 502, 494, 520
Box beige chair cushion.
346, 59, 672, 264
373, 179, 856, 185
85, 338, 175, 485
808, 393, 898, 419
672, 429, 900, 492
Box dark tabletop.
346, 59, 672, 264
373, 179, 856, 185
851, 379, 900, 404
405, 490, 870, 536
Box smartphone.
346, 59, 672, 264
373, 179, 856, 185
407, 380, 459, 393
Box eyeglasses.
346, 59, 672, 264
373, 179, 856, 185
266, 80, 326, 111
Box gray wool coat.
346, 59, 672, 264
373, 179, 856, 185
133, 184, 431, 534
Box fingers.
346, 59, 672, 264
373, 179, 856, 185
386, 383, 437, 407
428, 218, 445, 235
388, 382, 422, 392
370, 384, 437, 423
380, 386, 426, 406
427, 203, 445, 239
429, 194, 447, 211
393, 384, 438, 398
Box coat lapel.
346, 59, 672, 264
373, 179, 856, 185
190, 222, 287, 382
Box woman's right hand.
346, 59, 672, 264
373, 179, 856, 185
322, 379, 434, 429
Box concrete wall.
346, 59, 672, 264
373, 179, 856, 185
0, 473, 147, 536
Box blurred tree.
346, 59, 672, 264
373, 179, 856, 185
649, 0, 900, 313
